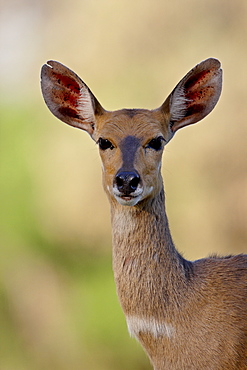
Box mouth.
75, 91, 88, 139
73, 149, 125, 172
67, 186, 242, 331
120, 195, 134, 201
113, 191, 142, 206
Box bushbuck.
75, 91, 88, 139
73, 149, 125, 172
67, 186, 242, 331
41, 58, 247, 369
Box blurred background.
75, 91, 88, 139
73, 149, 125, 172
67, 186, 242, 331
0, 0, 247, 369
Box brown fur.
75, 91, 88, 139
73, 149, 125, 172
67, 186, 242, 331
41, 58, 247, 369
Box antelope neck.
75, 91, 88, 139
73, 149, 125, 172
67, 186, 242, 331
111, 189, 192, 316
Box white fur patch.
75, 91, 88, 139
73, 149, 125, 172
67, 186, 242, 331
126, 315, 175, 339
77, 86, 95, 122
170, 85, 189, 122
112, 183, 143, 206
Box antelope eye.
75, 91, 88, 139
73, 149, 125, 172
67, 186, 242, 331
146, 136, 164, 151
98, 138, 114, 151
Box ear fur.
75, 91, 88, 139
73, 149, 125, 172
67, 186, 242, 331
40, 61, 105, 137
160, 58, 222, 136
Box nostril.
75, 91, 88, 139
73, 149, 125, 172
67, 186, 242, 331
129, 175, 140, 192
116, 174, 125, 191
115, 171, 140, 194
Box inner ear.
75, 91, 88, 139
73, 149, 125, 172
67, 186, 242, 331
159, 58, 222, 135
41, 60, 105, 137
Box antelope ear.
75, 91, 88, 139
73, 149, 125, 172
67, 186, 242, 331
160, 58, 222, 135
40, 61, 105, 137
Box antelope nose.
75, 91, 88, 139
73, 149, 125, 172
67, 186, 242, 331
115, 171, 140, 194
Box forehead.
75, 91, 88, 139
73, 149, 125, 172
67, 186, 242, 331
95, 108, 163, 142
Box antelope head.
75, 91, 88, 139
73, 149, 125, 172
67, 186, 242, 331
41, 58, 222, 207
